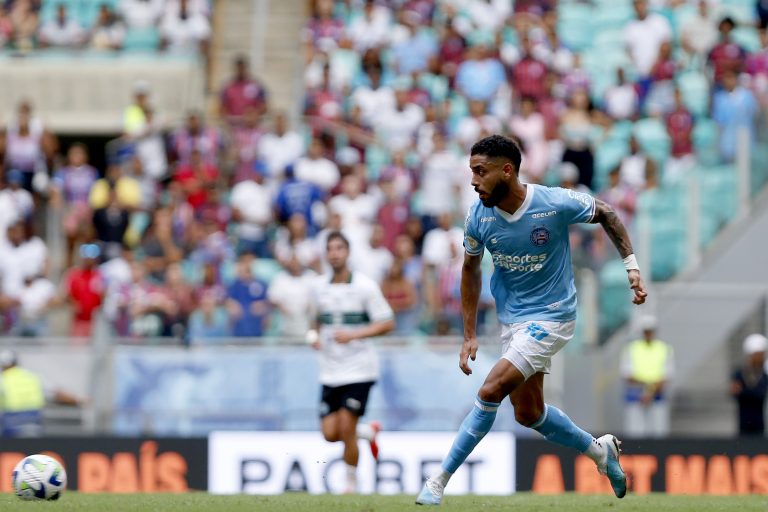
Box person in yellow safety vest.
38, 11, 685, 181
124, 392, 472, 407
0, 350, 81, 438
620, 316, 675, 438
123, 79, 151, 136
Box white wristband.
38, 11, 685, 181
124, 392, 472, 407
305, 329, 319, 345
623, 254, 640, 271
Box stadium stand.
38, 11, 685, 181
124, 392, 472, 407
0, 0, 766, 348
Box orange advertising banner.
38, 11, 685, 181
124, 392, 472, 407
517, 439, 768, 495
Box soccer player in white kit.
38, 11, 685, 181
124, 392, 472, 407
307, 231, 395, 493
417, 135, 648, 505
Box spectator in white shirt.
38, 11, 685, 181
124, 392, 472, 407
328, 173, 379, 257
374, 82, 425, 152
354, 225, 394, 284
267, 256, 316, 338
0, 170, 34, 235
89, 4, 126, 51
258, 112, 304, 179
14, 275, 56, 337
351, 66, 395, 126
624, 0, 672, 77
294, 137, 340, 192
160, 0, 210, 55
0, 221, 48, 300
604, 68, 639, 121
421, 213, 464, 269
119, 0, 164, 29
419, 132, 465, 223
39, 4, 84, 48
347, 0, 391, 52
456, 100, 502, 152
680, 0, 718, 62
229, 173, 272, 258
274, 213, 322, 272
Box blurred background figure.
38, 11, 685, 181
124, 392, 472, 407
730, 334, 768, 437
0, 350, 81, 438
620, 316, 675, 438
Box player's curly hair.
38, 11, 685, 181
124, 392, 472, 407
470, 135, 522, 174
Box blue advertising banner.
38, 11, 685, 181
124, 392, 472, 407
112, 345, 517, 436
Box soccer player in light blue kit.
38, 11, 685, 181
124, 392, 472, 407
417, 135, 647, 504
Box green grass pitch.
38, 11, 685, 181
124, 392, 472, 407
0, 493, 766, 511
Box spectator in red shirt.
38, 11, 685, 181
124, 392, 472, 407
64, 243, 104, 339
665, 88, 695, 182
376, 170, 410, 253
512, 36, 549, 101
646, 41, 678, 115
219, 55, 268, 126
173, 148, 219, 210
708, 17, 747, 86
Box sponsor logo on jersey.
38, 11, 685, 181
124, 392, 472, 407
530, 227, 550, 247
531, 210, 557, 219
491, 252, 547, 272
567, 189, 593, 208
480, 216, 496, 223
490, 238, 498, 244
465, 236, 480, 250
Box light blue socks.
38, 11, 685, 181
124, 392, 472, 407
530, 404, 594, 453
442, 397, 500, 474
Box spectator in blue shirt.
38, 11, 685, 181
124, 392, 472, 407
712, 70, 759, 162
274, 165, 325, 235
391, 16, 437, 75
455, 44, 506, 102
188, 292, 231, 342
226, 256, 270, 337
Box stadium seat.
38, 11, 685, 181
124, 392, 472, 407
638, 187, 689, 280
731, 26, 761, 53
598, 260, 632, 335
692, 119, 720, 167
123, 27, 161, 52
676, 70, 710, 118
633, 118, 671, 166
557, 3, 594, 51
594, 137, 629, 185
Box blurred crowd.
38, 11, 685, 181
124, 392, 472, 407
0, 0, 766, 343
0, 0, 210, 54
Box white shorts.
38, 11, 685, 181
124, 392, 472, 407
500, 320, 576, 380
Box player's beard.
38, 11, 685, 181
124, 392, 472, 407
480, 180, 510, 207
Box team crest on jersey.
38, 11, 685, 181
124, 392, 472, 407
530, 227, 550, 247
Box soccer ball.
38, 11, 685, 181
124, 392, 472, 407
12, 454, 67, 500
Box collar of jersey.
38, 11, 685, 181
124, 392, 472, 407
494, 184, 534, 223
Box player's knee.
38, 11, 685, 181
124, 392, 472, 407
338, 421, 357, 441
478, 382, 505, 403
514, 405, 544, 427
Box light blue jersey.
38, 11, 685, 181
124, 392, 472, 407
464, 184, 595, 324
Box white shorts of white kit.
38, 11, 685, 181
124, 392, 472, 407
500, 320, 576, 380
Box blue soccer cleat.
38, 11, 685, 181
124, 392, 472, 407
415, 478, 444, 506
597, 434, 627, 498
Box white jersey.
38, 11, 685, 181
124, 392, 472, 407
311, 272, 394, 386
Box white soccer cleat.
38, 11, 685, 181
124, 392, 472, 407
415, 478, 444, 506
596, 434, 627, 499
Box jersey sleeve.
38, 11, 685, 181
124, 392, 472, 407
463, 205, 484, 256
557, 187, 596, 225
363, 279, 394, 323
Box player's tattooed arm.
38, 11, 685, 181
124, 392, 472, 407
591, 198, 634, 259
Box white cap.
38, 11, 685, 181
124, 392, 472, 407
743, 334, 768, 355
639, 315, 657, 331
133, 79, 151, 95
0, 349, 17, 367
